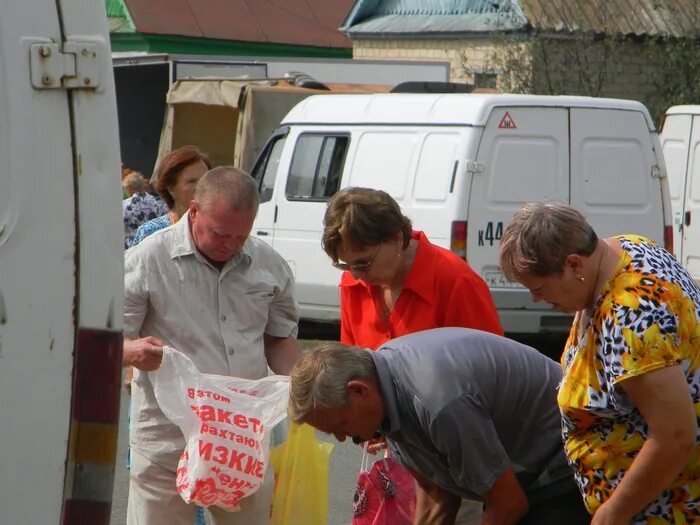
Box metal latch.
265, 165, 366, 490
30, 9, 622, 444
465, 160, 484, 174
651, 164, 666, 179
30, 41, 100, 90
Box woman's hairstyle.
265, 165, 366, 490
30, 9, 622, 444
288, 343, 376, 424
122, 171, 146, 194
499, 202, 598, 280
154, 145, 212, 210
321, 187, 412, 261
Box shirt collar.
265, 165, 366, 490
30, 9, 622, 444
339, 231, 436, 305
168, 211, 252, 267
370, 349, 402, 435
400, 231, 435, 304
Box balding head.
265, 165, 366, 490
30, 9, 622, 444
188, 167, 260, 266
193, 166, 259, 214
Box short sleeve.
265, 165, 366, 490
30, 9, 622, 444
596, 272, 686, 388
123, 247, 149, 338
264, 258, 299, 339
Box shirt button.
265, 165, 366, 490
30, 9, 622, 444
228, 347, 234, 355
220, 315, 227, 322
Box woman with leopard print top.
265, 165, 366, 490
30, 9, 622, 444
500, 202, 700, 525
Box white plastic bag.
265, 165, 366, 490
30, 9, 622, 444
151, 347, 290, 511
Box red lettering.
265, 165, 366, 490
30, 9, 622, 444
198, 440, 213, 460
199, 405, 215, 422
213, 445, 228, 465
217, 408, 232, 424
233, 414, 248, 429
227, 449, 246, 470
242, 456, 264, 478
192, 389, 231, 403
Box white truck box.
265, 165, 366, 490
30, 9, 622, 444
0, 0, 123, 523
251, 93, 673, 334
660, 105, 700, 284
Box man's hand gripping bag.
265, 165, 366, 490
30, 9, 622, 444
151, 347, 289, 510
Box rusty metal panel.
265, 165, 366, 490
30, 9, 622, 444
521, 0, 699, 37
124, 0, 353, 47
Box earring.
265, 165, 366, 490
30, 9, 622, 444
578, 276, 585, 282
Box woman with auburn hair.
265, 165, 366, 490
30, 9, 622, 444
322, 187, 503, 348
499, 202, 700, 525
128, 145, 211, 247
322, 187, 503, 524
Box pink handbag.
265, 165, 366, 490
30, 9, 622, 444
351, 446, 416, 525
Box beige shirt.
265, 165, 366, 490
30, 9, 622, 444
124, 213, 298, 470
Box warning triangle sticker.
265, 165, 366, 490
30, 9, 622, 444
498, 111, 517, 129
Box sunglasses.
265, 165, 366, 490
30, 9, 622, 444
332, 246, 380, 272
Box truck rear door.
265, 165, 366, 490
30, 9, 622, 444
660, 113, 692, 257
0, 1, 123, 523
467, 107, 569, 332
569, 108, 665, 246
680, 116, 700, 282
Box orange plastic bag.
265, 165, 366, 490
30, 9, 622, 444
269, 422, 334, 525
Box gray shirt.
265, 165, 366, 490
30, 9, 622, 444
124, 213, 298, 470
372, 327, 571, 500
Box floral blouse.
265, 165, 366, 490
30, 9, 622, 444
558, 235, 700, 524
129, 214, 171, 248
122, 193, 168, 249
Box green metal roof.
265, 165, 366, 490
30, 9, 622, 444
106, 0, 135, 33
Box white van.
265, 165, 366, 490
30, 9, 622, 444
251, 93, 672, 334
0, 1, 123, 523
660, 106, 700, 283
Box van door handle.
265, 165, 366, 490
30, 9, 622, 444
685, 211, 692, 227
256, 231, 269, 236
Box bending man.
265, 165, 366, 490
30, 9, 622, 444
289, 328, 588, 525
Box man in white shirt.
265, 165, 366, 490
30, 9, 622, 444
123, 166, 300, 525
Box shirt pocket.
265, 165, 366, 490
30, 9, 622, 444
234, 286, 275, 330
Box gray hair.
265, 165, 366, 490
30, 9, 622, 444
193, 166, 259, 213
499, 202, 598, 280
288, 343, 377, 424
123, 171, 147, 194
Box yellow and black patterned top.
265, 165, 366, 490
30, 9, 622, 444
559, 235, 700, 524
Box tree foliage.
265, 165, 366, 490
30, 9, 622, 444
459, 0, 700, 124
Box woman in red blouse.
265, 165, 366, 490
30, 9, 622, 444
322, 187, 503, 347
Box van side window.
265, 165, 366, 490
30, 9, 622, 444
251, 136, 286, 203
286, 134, 349, 200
